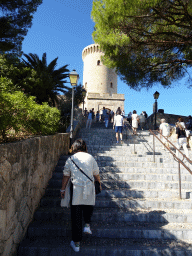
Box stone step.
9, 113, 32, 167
98, 188, 189, 200
97, 161, 191, 169
47, 178, 192, 191
44, 187, 190, 199
18, 236, 192, 256
99, 166, 192, 175
52, 171, 192, 182
38, 198, 192, 224
25, 221, 192, 240
54, 165, 191, 176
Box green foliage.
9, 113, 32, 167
22, 53, 70, 105
0, 54, 40, 93
0, 0, 42, 57
64, 84, 85, 107
0, 76, 61, 142
92, 0, 192, 89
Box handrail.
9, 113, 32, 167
124, 123, 192, 199
149, 129, 192, 169
149, 129, 192, 199
124, 121, 153, 153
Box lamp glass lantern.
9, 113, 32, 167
69, 70, 79, 142
153, 91, 160, 100
69, 69, 79, 86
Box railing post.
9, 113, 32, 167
153, 134, 155, 162
134, 135, 136, 154
178, 162, 182, 199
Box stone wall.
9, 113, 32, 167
85, 92, 125, 112
146, 112, 189, 130
0, 133, 70, 256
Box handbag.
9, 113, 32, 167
70, 157, 101, 194
60, 178, 71, 208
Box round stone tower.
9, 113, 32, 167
82, 43, 124, 112
82, 44, 117, 95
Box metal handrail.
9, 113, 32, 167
124, 122, 153, 153
124, 123, 192, 199
149, 129, 192, 167
149, 129, 192, 199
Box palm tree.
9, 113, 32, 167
22, 52, 70, 106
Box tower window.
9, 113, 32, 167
110, 82, 113, 88
85, 82, 87, 89
97, 60, 100, 65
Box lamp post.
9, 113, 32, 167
82, 88, 86, 114
153, 91, 160, 130
69, 70, 79, 143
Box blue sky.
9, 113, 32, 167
22, 0, 192, 117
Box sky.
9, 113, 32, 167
22, 0, 192, 117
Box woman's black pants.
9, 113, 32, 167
71, 205, 94, 242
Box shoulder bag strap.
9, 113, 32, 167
70, 157, 93, 183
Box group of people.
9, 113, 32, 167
60, 114, 192, 253
159, 117, 191, 158
127, 111, 148, 133
85, 106, 126, 129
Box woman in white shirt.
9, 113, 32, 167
60, 139, 101, 252
132, 110, 139, 135
113, 110, 124, 143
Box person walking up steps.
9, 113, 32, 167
86, 110, 93, 129
132, 110, 139, 135
159, 119, 170, 149
176, 119, 189, 158
113, 110, 124, 144
60, 139, 101, 252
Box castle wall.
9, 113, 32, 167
86, 93, 124, 112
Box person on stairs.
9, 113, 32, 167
105, 112, 109, 128
132, 110, 139, 135
176, 119, 189, 159
60, 139, 101, 252
159, 119, 170, 149
113, 110, 124, 144
86, 110, 93, 129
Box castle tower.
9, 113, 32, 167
81, 44, 124, 112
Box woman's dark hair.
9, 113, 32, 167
72, 139, 87, 153
178, 117, 184, 122
116, 110, 121, 115
133, 110, 137, 114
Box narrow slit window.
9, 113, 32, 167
97, 60, 100, 65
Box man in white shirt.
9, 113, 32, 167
159, 119, 170, 148
113, 110, 124, 143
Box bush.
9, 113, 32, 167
0, 77, 61, 142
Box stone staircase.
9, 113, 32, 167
18, 122, 192, 255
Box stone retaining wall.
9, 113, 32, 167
0, 133, 70, 256
146, 112, 188, 130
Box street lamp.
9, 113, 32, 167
153, 91, 160, 130
69, 70, 79, 142
82, 88, 86, 114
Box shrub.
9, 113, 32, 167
0, 77, 61, 142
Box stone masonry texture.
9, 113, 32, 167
0, 133, 70, 256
